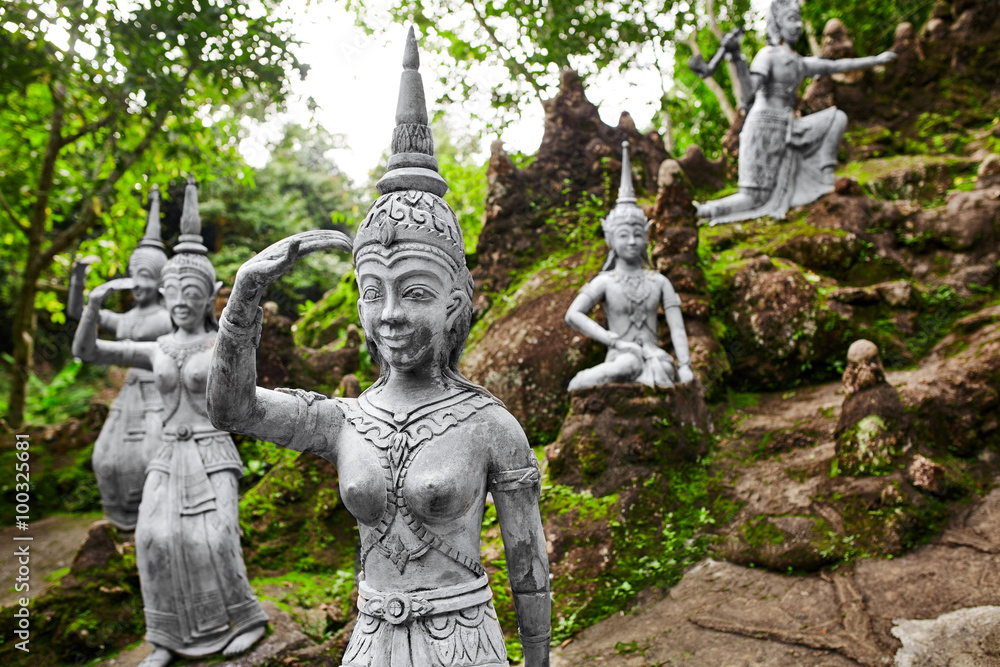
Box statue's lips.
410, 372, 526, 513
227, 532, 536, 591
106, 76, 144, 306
171, 306, 192, 319
377, 330, 415, 348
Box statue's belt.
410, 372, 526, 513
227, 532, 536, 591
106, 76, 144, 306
358, 574, 492, 625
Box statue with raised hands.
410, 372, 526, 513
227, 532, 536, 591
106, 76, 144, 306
208, 27, 551, 667
72, 176, 267, 667
565, 141, 693, 391
696, 0, 896, 225
68, 187, 172, 530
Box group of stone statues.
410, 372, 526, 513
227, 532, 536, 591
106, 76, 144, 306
67, 0, 889, 662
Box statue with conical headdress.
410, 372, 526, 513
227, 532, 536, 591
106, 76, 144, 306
208, 26, 552, 667
73, 176, 267, 667
68, 187, 173, 530
695, 0, 896, 224
565, 141, 694, 390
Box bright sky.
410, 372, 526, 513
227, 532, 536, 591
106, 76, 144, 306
241, 0, 771, 184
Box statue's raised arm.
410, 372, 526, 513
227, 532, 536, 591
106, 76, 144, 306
207, 230, 353, 451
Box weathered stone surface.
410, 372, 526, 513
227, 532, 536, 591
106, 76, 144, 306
70, 520, 121, 573
892, 606, 1000, 667
727, 256, 847, 388
907, 454, 946, 494
545, 382, 711, 496
675, 145, 725, 192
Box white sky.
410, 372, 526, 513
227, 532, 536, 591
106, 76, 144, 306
241, 0, 771, 184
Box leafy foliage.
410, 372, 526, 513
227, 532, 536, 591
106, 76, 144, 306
1, 0, 302, 426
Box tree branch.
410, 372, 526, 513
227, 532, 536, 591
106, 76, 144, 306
705, 0, 744, 113
0, 189, 29, 233
59, 109, 118, 147
463, 0, 545, 100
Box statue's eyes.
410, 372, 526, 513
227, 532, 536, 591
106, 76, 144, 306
403, 286, 433, 300
362, 287, 382, 301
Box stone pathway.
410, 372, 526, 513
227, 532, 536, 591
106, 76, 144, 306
0, 513, 97, 607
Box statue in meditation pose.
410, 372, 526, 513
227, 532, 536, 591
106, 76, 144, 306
565, 141, 694, 391
67, 188, 173, 530
73, 176, 267, 667
696, 0, 896, 224
207, 27, 551, 667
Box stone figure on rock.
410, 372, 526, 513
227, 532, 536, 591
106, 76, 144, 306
565, 140, 693, 391
67, 187, 173, 531
696, 0, 896, 225
208, 27, 551, 667
73, 176, 267, 667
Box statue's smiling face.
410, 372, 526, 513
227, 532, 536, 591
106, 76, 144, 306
608, 224, 648, 264
778, 8, 803, 45
161, 275, 211, 332
131, 266, 159, 306
357, 252, 457, 371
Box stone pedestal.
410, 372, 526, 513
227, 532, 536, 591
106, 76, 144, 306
545, 381, 712, 496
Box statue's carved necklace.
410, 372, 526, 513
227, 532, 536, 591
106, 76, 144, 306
614, 270, 656, 334
342, 388, 496, 576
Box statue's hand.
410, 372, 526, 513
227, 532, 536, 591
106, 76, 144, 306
678, 363, 695, 384
88, 277, 135, 308
234, 229, 353, 297
877, 50, 897, 65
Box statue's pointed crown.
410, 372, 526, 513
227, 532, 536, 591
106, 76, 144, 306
355, 26, 465, 273
375, 26, 449, 198
128, 185, 168, 277
163, 173, 216, 290
136, 185, 165, 250
601, 140, 649, 233
174, 174, 207, 255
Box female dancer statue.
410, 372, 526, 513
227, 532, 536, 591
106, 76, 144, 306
73, 176, 267, 667
208, 27, 551, 667
696, 0, 896, 224
67, 188, 172, 530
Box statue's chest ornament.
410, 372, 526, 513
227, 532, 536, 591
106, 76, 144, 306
343, 390, 495, 576
615, 270, 657, 334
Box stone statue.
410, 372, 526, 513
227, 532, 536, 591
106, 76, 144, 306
565, 141, 694, 391
67, 188, 173, 530
72, 176, 267, 667
696, 0, 896, 225
208, 27, 552, 667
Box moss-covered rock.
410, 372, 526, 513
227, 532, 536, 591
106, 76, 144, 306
546, 382, 712, 495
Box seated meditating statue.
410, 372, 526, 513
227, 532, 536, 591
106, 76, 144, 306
73, 176, 267, 667
207, 27, 551, 667
565, 141, 694, 391
696, 0, 896, 225
67, 187, 172, 530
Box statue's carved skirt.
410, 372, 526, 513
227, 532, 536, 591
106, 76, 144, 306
137, 426, 267, 656
92, 367, 163, 530
342, 574, 509, 667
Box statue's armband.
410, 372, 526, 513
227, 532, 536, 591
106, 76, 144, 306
489, 454, 542, 497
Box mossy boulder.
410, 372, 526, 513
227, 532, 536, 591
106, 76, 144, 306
545, 382, 712, 495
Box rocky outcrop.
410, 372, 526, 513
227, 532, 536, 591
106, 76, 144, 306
473, 68, 669, 304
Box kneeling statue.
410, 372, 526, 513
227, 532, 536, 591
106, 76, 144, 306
696, 0, 896, 225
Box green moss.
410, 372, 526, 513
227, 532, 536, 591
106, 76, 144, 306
742, 516, 786, 548
252, 570, 355, 641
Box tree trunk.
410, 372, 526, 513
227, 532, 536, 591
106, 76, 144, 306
6, 255, 41, 429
